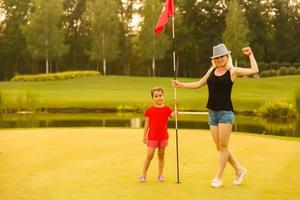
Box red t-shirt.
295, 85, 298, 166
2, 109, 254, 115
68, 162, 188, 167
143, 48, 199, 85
144, 105, 173, 140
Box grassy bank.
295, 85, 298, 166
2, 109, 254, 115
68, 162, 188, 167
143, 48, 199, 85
0, 75, 299, 113
0, 128, 300, 200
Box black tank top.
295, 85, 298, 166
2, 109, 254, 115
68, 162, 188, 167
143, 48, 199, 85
206, 68, 234, 111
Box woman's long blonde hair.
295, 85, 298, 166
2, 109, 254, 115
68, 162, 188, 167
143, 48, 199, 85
211, 54, 234, 70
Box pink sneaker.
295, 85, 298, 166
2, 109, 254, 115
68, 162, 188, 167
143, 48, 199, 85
158, 176, 164, 182
139, 176, 146, 183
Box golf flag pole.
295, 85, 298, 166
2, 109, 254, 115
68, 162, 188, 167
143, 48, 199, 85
172, 16, 180, 184
154, 0, 180, 183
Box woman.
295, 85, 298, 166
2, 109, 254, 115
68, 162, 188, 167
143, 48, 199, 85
172, 44, 259, 188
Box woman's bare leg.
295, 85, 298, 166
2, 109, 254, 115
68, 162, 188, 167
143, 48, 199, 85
210, 125, 241, 176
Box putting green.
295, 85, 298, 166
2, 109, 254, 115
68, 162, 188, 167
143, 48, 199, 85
0, 128, 299, 200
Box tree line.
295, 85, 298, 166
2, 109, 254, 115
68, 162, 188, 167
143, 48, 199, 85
0, 0, 299, 80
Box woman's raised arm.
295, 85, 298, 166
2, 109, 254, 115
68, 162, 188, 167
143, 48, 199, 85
232, 47, 259, 78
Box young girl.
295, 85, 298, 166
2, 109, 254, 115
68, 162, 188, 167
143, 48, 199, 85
139, 87, 176, 183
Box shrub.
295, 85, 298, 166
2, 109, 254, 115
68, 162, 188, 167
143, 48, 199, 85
0, 90, 10, 114
25, 91, 39, 112
296, 89, 300, 114
296, 67, 300, 75
0, 90, 3, 114
288, 67, 297, 75
270, 69, 277, 76
258, 101, 296, 119
260, 69, 277, 78
10, 71, 101, 82
258, 62, 268, 71
292, 63, 300, 68
260, 70, 269, 78
15, 90, 39, 112
277, 66, 288, 76
269, 62, 280, 70
281, 62, 291, 68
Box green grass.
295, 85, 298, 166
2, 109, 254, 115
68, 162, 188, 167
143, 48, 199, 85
0, 75, 299, 112
0, 128, 300, 200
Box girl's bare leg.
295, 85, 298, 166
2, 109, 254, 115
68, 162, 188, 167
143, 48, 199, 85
157, 147, 166, 176
142, 147, 156, 177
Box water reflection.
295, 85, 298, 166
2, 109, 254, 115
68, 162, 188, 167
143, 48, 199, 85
0, 113, 299, 138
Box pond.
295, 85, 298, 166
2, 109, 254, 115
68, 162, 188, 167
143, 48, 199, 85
0, 112, 299, 138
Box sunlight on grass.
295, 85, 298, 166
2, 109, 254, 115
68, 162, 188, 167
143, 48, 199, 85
0, 128, 299, 199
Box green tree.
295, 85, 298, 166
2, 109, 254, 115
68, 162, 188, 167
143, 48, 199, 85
223, 0, 249, 64
172, 0, 201, 77
291, 2, 300, 62
62, 0, 91, 71
118, 0, 139, 76
243, 0, 272, 63
172, 0, 226, 76
0, 0, 32, 80
24, 0, 68, 74
137, 0, 170, 77
272, 0, 295, 63
87, 0, 120, 75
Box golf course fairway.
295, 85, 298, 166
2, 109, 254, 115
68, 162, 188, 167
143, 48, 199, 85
1, 128, 299, 200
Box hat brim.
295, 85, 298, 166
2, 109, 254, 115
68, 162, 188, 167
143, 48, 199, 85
210, 51, 231, 59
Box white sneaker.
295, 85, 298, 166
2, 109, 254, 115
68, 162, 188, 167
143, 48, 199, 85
233, 167, 247, 185
211, 179, 223, 188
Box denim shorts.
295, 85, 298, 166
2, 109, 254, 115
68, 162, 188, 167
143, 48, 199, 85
208, 110, 235, 126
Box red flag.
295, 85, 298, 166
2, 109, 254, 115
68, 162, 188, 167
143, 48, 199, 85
154, 0, 174, 35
